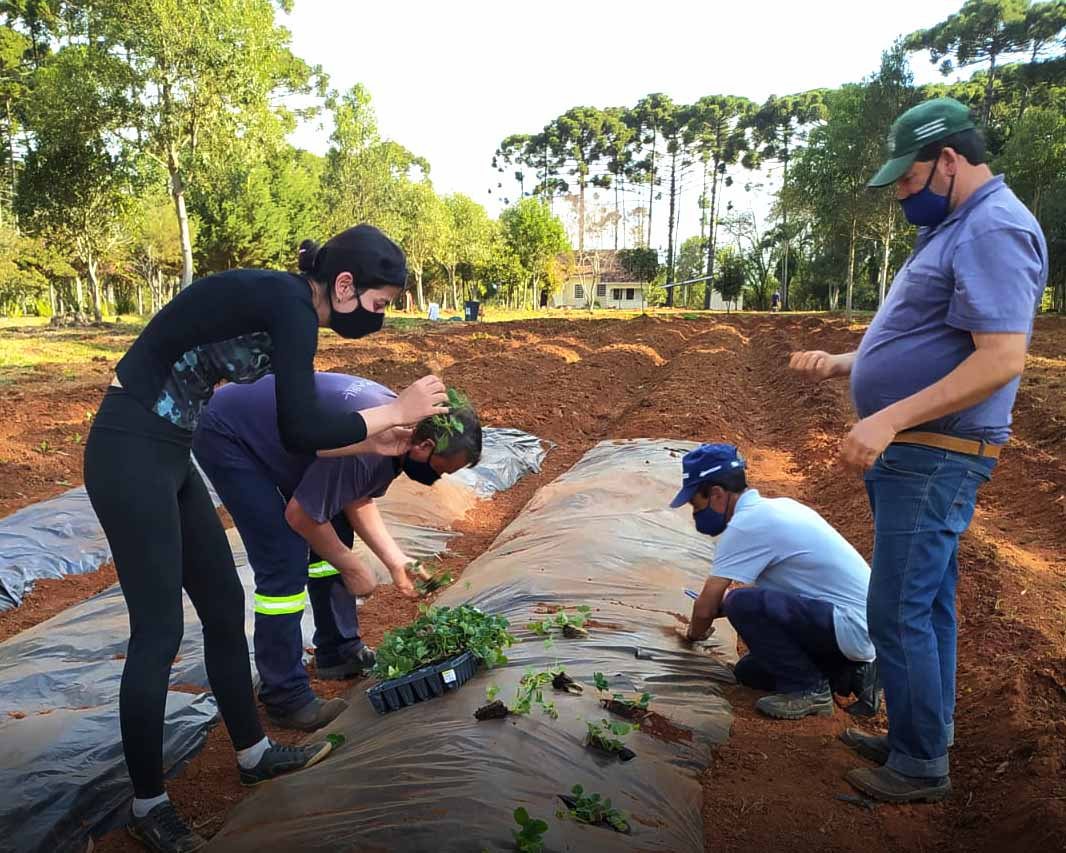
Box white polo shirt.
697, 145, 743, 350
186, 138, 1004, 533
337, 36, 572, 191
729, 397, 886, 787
710, 489, 875, 662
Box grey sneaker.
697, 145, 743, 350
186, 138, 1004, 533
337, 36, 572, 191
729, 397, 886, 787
755, 684, 834, 720
840, 727, 889, 765
315, 645, 376, 680
265, 696, 348, 732
239, 739, 332, 787
845, 765, 951, 804
128, 802, 206, 853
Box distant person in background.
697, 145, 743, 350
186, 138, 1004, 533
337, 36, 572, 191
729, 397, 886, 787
771, 291, 781, 312
82, 224, 448, 853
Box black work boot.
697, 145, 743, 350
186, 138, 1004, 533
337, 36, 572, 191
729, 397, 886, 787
840, 727, 889, 765
128, 801, 206, 853
845, 765, 951, 804
315, 645, 376, 680
239, 739, 333, 787
265, 696, 348, 732
754, 683, 834, 720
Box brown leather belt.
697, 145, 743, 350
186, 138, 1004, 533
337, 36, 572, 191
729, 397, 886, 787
892, 430, 1002, 460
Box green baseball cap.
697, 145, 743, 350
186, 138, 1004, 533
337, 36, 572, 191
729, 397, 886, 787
867, 97, 976, 188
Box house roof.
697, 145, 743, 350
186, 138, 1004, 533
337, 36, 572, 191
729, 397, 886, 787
562, 250, 636, 284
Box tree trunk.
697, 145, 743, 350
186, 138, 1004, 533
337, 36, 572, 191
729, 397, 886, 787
878, 220, 893, 307
845, 216, 857, 319
578, 179, 586, 252
983, 53, 997, 127
647, 134, 657, 247
613, 179, 620, 251
168, 144, 194, 289
75, 274, 84, 313
415, 268, 425, 312
48, 280, 55, 316
704, 164, 722, 310
137, 283, 144, 315
665, 148, 677, 308
87, 256, 102, 323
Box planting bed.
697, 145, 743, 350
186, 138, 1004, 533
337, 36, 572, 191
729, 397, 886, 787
0, 314, 1063, 852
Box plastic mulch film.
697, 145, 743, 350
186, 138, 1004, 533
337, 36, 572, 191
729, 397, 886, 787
0, 427, 547, 611
206, 439, 736, 853
0, 427, 549, 853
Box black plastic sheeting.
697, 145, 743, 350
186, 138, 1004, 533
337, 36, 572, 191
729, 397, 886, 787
207, 439, 736, 853
0, 427, 548, 612
0, 427, 548, 853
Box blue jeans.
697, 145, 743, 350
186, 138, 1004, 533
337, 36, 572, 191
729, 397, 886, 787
195, 456, 316, 715
865, 443, 995, 779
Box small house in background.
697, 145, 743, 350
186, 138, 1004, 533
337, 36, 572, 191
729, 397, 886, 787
551, 249, 740, 310
552, 250, 648, 309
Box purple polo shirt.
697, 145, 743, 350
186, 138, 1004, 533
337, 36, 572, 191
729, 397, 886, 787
851, 176, 1047, 444
194, 373, 401, 522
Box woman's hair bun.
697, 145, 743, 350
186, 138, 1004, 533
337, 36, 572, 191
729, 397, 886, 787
297, 239, 319, 274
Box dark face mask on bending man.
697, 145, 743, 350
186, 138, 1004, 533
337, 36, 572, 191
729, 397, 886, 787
402, 454, 441, 486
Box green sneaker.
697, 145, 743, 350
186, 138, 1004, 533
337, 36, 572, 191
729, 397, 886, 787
845, 765, 951, 804
239, 739, 332, 787
754, 684, 834, 720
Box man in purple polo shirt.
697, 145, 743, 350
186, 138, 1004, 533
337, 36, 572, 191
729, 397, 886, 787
790, 98, 1046, 803
193, 373, 482, 731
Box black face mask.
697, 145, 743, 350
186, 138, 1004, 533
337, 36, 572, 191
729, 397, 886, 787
329, 291, 385, 339
403, 454, 441, 486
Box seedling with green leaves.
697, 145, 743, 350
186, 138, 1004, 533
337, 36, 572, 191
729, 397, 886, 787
512, 808, 548, 853
586, 718, 637, 756
556, 784, 630, 833
510, 668, 557, 717
371, 604, 513, 680
592, 671, 651, 715
528, 605, 591, 639
430, 388, 472, 453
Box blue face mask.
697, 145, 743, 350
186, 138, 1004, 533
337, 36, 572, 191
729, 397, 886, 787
693, 504, 728, 537
899, 162, 955, 227
403, 454, 441, 486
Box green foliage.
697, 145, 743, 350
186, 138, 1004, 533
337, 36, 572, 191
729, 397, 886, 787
428, 387, 472, 453
585, 718, 637, 753
510, 668, 558, 718
512, 807, 548, 853
558, 784, 630, 833
370, 604, 514, 680
617, 246, 661, 283
527, 605, 590, 638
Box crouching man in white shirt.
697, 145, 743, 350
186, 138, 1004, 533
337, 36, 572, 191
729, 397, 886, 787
676, 443, 879, 720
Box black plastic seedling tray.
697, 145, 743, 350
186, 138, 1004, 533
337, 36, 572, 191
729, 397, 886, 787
366, 650, 479, 714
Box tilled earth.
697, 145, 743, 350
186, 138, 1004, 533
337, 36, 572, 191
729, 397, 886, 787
1, 313, 1064, 852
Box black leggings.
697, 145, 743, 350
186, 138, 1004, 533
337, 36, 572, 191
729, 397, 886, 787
84, 389, 263, 798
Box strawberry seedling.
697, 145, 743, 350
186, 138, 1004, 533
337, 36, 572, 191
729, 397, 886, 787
512, 808, 548, 853
430, 388, 473, 453
556, 784, 631, 834
585, 719, 637, 760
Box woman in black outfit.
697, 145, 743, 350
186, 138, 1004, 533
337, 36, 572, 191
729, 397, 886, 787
83, 225, 445, 853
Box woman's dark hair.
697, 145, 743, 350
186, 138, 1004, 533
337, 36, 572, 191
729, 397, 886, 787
915, 128, 987, 166
698, 469, 748, 497
413, 407, 483, 467
297, 225, 408, 293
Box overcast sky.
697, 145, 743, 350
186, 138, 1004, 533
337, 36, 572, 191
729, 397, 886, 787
283, 0, 972, 251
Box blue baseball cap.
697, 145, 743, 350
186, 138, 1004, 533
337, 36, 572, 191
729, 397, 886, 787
669, 443, 746, 508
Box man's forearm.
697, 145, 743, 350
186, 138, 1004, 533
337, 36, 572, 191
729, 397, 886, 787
287, 508, 377, 595
878, 345, 1023, 435
346, 501, 409, 580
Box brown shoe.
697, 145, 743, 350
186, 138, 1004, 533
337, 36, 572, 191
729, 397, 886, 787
265, 696, 348, 732
845, 766, 951, 804
840, 728, 889, 765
